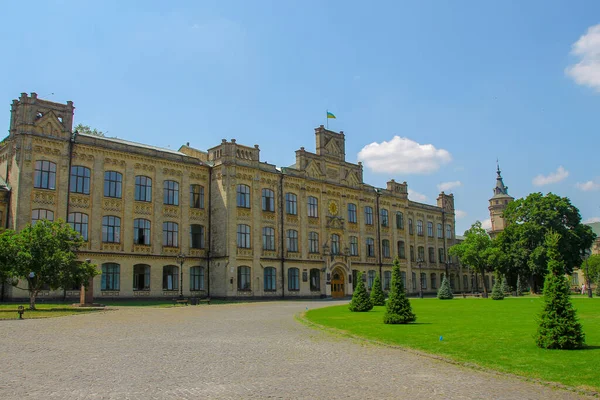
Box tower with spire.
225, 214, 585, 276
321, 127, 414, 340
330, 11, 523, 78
488, 161, 514, 238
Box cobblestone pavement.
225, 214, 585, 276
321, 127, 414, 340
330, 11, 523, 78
0, 301, 592, 399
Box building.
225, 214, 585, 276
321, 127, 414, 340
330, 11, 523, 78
488, 163, 513, 239
0, 93, 473, 301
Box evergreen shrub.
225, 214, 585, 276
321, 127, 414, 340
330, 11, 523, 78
383, 258, 416, 324
437, 276, 453, 300
349, 272, 373, 312
370, 273, 386, 306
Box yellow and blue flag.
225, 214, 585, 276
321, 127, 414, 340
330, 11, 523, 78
326, 111, 336, 119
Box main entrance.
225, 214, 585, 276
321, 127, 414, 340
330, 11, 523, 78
331, 269, 345, 298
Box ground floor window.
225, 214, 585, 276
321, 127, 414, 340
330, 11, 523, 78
101, 263, 120, 291
288, 268, 299, 291
411, 272, 417, 290
190, 266, 205, 291
368, 270, 376, 289
420, 272, 427, 289
383, 271, 391, 290
310, 268, 320, 291
571, 273, 579, 286
431, 273, 437, 289
133, 264, 150, 291
264, 267, 276, 291
163, 265, 179, 290
238, 266, 251, 291
352, 270, 359, 290
401, 271, 407, 290
463, 275, 469, 291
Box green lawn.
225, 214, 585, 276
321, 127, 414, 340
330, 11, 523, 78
0, 303, 102, 320
304, 297, 600, 392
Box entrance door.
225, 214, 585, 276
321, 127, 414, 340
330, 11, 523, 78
331, 270, 345, 298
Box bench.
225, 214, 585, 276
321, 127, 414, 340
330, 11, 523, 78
173, 299, 189, 306
461, 293, 481, 298
191, 297, 211, 305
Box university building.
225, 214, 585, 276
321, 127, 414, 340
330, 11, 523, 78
1, 93, 475, 301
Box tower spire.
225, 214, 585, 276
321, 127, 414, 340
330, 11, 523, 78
494, 160, 508, 196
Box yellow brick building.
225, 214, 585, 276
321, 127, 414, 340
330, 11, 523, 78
0, 93, 472, 300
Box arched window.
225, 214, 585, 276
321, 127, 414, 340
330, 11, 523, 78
162, 265, 179, 290
262, 188, 274, 212
237, 224, 251, 248
135, 176, 152, 202
70, 166, 90, 194
410, 245, 415, 262
421, 272, 427, 289
190, 266, 205, 291
382, 239, 390, 258
101, 263, 120, 291
427, 221, 433, 237
437, 223, 443, 238
288, 267, 299, 291
417, 220, 423, 236
287, 229, 298, 252
401, 271, 407, 290
438, 248, 445, 263
31, 209, 54, 225
307, 196, 318, 218
162, 222, 179, 247
133, 264, 150, 291
190, 225, 205, 249
264, 267, 276, 291
417, 246, 425, 262
408, 218, 414, 235
383, 270, 392, 290
285, 193, 297, 215
68, 212, 88, 241
331, 234, 340, 255
262, 227, 275, 251
104, 171, 123, 198
364, 206, 373, 225
411, 272, 417, 290
134, 218, 151, 245
310, 269, 320, 291
348, 203, 357, 223
349, 236, 358, 256
163, 180, 179, 205
396, 212, 404, 229
366, 238, 375, 257
368, 270, 376, 289
308, 232, 319, 253
102, 216, 121, 243
446, 224, 453, 239
237, 184, 250, 208
238, 266, 251, 291
190, 185, 204, 209
431, 273, 437, 289
428, 247, 435, 263
34, 160, 56, 190
380, 209, 389, 227
397, 241, 406, 259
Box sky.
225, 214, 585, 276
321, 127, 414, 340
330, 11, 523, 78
1, 0, 600, 234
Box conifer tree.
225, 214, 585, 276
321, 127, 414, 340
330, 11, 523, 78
370, 273, 386, 306
491, 276, 505, 300
536, 231, 585, 349
515, 275, 523, 297
437, 276, 453, 299
349, 272, 373, 312
383, 258, 416, 324
501, 276, 511, 295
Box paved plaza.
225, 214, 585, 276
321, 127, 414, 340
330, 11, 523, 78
0, 301, 592, 399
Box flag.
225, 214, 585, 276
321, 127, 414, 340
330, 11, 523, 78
326, 111, 336, 119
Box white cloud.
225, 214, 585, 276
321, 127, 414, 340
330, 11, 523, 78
576, 180, 600, 191
408, 189, 428, 202
455, 210, 467, 219
532, 166, 569, 186
566, 24, 600, 91
584, 216, 600, 223
357, 136, 452, 174
437, 180, 462, 192
481, 218, 492, 231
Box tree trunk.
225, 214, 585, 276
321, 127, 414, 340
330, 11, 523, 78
29, 290, 38, 310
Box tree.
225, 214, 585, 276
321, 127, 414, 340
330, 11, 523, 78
0, 230, 21, 301
536, 231, 585, 349
74, 123, 104, 137
491, 276, 505, 300
501, 276, 511, 295
596, 276, 600, 297
383, 258, 416, 324
370, 273, 386, 306
496, 193, 596, 293
449, 221, 497, 295
8, 220, 99, 309
515, 275, 524, 297
582, 254, 600, 284
437, 276, 453, 299
349, 272, 373, 312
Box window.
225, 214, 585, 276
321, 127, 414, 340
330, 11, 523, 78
308, 232, 319, 253
427, 222, 433, 237
162, 265, 179, 290
70, 166, 90, 194
238, 266, 251, 290
446, 224, 453, 239
288, 268, 300, 291
428, 247, 435, 263
365, 206, 373, 225
104, 171, 122, 198
398, 241, 406, 259
133, 264, 150, 291
68, 212, 88, 241
571, 273, 579, 285
382, 239, 390, 258
262, 227, 275, 251
437, 223, 443, 238
331, 234, 340, 255
287, 229, 298, 252
162, 222, 179, 247
237, 224, 251, 248
401, 271, 407, 289
237, 184, 250, 208
133, 219, 151, 245
190, 266, 205, 291
352, 270, 359, 290
451, 274, 456, 290
307, 196, 319, 218
264, 267, 276, 291
190, 185, 204, 209
101, 263, 120, 291
102, 216, 121, 243
396, 212, 404, 229
262, 189, 275, 212
410, 245, 415, 262
431, 273, 437, 289
408, 218, 413, 235
381, 209, 389, 227
164, 180, 179, 205
383, 271, 391, 290
285, 193, 297, 215
438, 248, 445, 263
34, 160, 56, 190
348, 203, 357, 223
135, 176, 152, 202
349, 236, 358, 256
421, 272, 427, 289
412, 272, 417, 290
368, 270, 376, 289
417, 220, 423, 236
310, 269, 320, 291
463, 275, 469, 290
418, 246, 425, 262
190, 225, 205, 249
31, 209, 54, 225
366, 238, 375, 257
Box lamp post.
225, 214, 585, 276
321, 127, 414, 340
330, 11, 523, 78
417, 258, 423, 298
582, 249, 593, 298
176, 253, 186, 300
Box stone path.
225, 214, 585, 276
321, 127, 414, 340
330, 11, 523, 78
0, 301, 592, 399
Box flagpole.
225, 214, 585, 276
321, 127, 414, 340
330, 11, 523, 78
326, 109, 328, 129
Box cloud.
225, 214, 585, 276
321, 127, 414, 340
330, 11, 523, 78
455, 210, 467, 219
481, 218, 492, 231
566, 24, 600, 91
532, 166, 569, 186
357, 136, 452, 174
576, 180, 600, 191
408, 189, 428, 202
437, 180, 462, 192
584, 216, 600, 223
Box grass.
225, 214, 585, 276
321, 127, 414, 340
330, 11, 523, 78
0, 303, 102, 320
304, 297, 600, 392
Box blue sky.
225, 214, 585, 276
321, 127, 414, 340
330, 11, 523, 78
2, 0, 600, 234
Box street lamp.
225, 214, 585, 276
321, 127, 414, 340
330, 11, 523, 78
417, 258, 424, 298
582, 249, 593, 299
176, 253, 186, 300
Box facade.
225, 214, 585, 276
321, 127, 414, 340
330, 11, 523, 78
488, 163, 513, 239
1, 93, 475, 301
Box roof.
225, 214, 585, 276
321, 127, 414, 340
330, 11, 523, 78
77, 133, 189, 157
